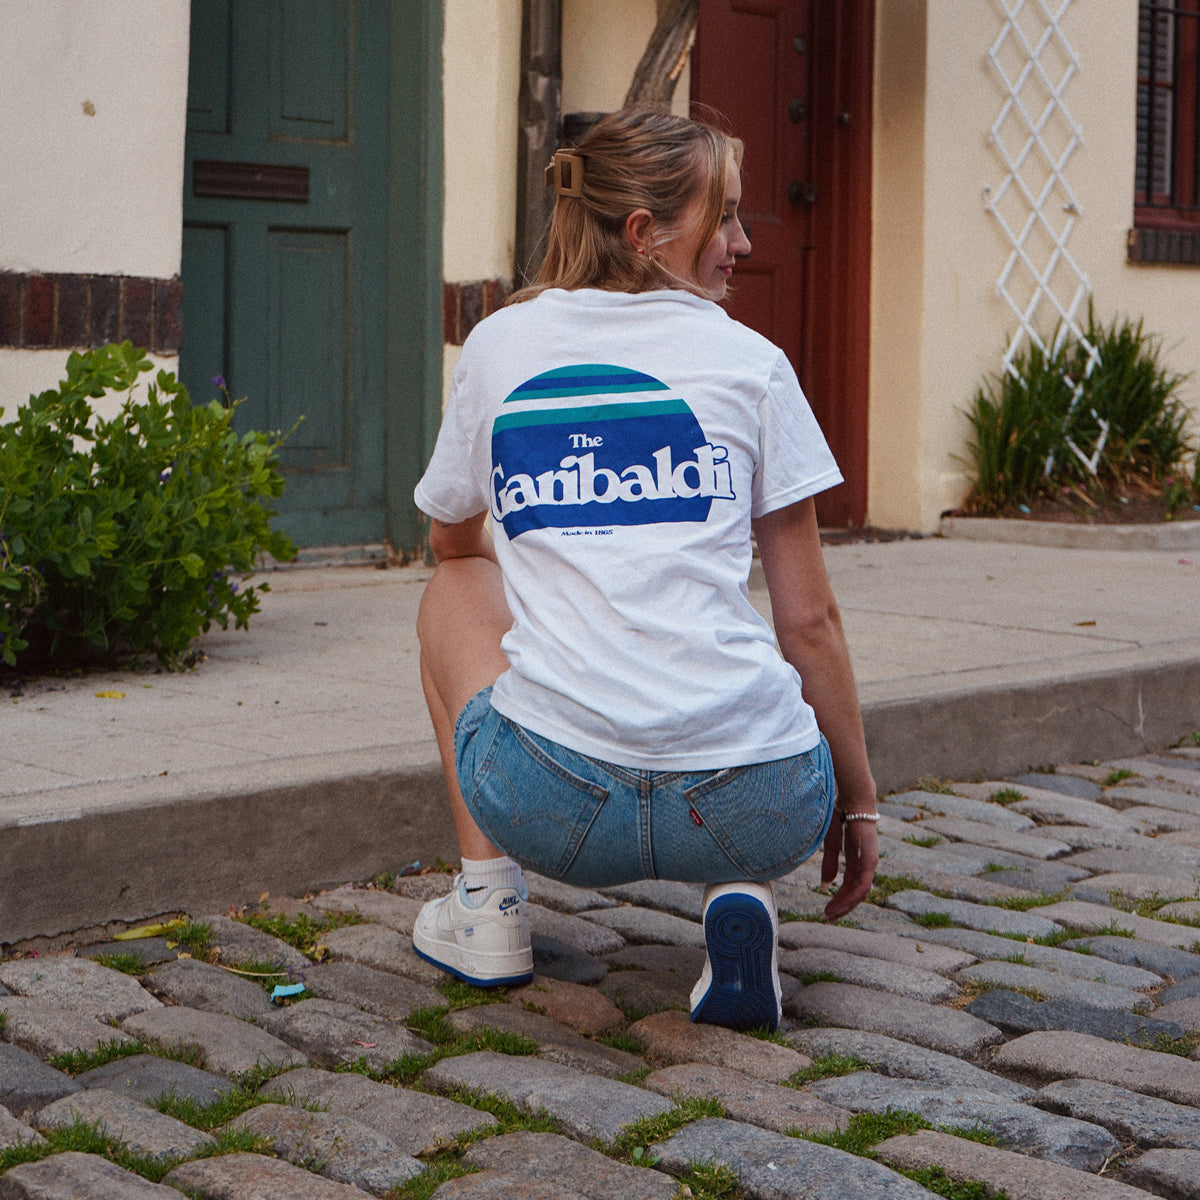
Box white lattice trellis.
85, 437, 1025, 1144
985, 0, 1104, 474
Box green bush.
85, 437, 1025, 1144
0, 342, 295, 670
960, 305, 1195, 515
960, 338, 1076, 513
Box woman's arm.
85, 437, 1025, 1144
752, 497, 878, 920
428, 511, 498, 566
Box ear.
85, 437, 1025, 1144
624, 208, 655, 256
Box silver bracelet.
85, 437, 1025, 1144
838, 810, 879, 823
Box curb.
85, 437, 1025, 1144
938, 515, 1200, 551
10, 649, 1200, 946
862, 647, 1200, 793
1, 763, 459, 947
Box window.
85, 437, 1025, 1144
1131, 1, 1200, 263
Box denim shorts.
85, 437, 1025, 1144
453, 686, 836, 888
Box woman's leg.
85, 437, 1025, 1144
416, 554, 512, 860
414, 554, 533, 987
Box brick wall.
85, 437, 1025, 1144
443, 279, 511, 346
0, 272, 183, 354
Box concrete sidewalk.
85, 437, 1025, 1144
3, 527, 1199, 944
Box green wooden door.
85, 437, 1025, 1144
181, 0, 389, 547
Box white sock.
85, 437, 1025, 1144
461, 855, 524, 894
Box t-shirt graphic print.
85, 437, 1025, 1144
490, 363, 735, 538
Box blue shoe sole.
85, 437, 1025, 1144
412, 945, 533, 989
691, 892, 778, 1032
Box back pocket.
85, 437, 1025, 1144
685, 750, 832, 879
468, 718, 610, 879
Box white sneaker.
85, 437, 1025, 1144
412, 875, 533, 987
689, 881, 781, 1032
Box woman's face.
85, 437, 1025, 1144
654, 155, 751, 299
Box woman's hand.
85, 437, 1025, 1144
820, 814, 879, 921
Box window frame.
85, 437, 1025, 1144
1134, 0, 1200, 233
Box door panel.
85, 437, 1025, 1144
268, 232, 349, 464
271, 0, 348, 138
693, 0, 872, 527
695, 0, 812, 384
182, 0, 388, 546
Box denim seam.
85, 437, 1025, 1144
505, 719, 608, 800
504, 719, 611, 876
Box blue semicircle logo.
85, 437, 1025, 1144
490, 364, 734, 538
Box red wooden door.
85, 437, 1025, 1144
692, 0, 873, 527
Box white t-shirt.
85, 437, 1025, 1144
415, 287, 842, 770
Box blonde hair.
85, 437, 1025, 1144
510, 108, 742, 303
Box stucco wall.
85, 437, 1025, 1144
563, 0, 658, 114
870, 0, 1200, 532
0, 0, 188, 278
442, 0, 522, 285
0, 0, 188, 411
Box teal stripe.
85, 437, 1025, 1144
504, 364, 669, 403
507, 380, 666, 400
493, 398, 689, 433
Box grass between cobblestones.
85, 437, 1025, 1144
337, 981, 539, 1087
0, 1116, 273, 1185
798, 1111, 1008, 1200
238, 908, 366, 955
48, 1037, 150, 1075
90, 951, 146, 975
388, 1158, 480, 1199
903, 833, 943, 848
798, 970, 843, 987
949, 978, 1047, 1007
370, 1095, 743, 1200
1129, 1030, 1200, 1056
866, 874, 943, 906
607, 1099, 749, 1199
1108, 889, 1200, 927
992, 926, 1091, 949
985, 788, 1024, 805
49, 1037, 208, 1076
744, 1026, 796, 1045
606, 1096, 725, 1161
916, 777, 955, 794
171, 922, 216, 956
985, 890, 1068, 912
387, 1093, 570, 1200
158, 1063, 294, 1130
1095, 921, 1137, 938
596, 1029, 643, 1055
913, 912, 953, 928
786, 1052, 872, 1085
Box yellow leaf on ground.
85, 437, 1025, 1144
114, 917, 187, 940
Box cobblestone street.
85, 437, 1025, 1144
2, 747, 1199, 1198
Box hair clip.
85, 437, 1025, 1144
544, 150, 584, 197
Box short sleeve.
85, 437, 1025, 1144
751, 352, 843, 518
413, 348, 492, 524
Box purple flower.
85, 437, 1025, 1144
212, 375, 226, 389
